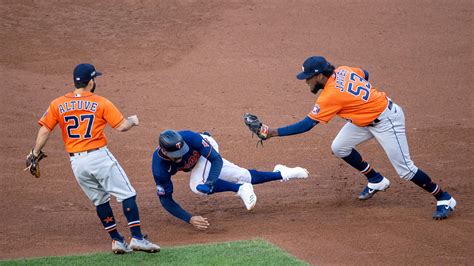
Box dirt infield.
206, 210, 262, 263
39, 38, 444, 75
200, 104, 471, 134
1, 0, 473, 264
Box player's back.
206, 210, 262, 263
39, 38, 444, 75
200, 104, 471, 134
39, 91, 124, 153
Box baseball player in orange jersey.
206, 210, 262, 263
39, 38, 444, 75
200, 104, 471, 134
245, 56, 456, 220
28, 63, 160, 254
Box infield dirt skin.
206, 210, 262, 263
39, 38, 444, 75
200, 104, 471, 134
1, 1, 472, 264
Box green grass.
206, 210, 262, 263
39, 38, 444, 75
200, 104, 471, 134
1, 239, 308, 265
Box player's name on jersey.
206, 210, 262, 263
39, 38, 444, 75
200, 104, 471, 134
58, 100, 99, 114
335, 68, 347, 91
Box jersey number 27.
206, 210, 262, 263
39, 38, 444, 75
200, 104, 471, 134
64, 114, 95, 139
347, 72, 371, 101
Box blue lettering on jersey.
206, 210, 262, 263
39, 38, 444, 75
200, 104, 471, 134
58, 101, 99, 114
335, 68, 347, 92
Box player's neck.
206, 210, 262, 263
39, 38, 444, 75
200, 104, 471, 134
74, 88, 86, 94
73, 88, 92, 94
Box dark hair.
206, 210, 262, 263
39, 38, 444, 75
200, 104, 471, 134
74, 81, 88, 89
322, 63, 335, 77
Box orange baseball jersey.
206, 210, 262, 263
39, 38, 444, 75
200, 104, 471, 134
307, 66, 388, 126
38, 91, 124, 153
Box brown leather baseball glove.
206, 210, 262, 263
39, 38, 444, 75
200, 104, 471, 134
25, 149, 47, 178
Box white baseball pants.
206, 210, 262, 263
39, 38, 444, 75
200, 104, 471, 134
70, 147, 136, 206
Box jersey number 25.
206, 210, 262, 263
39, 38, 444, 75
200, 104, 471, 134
347, 73, 370, 101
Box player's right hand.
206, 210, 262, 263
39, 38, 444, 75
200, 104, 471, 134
190, 216, 210, 230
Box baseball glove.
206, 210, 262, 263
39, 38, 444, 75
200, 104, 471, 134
25, 149, 47, 178
243, 113, 269, 145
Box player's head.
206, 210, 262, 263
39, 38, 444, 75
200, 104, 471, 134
159, 129, 189, 161
296, 56, 335, 94
73, 63, 102, 92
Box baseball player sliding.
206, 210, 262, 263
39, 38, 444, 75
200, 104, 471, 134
26, 63, 160, 254
244, 56, 456, 220
152, 129, 309, 230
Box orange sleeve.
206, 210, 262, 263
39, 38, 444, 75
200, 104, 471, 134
307, 94, 341, 124
103, 99, 125, 128
38, 101, 58, 130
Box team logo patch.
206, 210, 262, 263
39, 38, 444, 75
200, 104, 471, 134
311, 104, 320, 115
156, 185, 165, 195
176, 142, 182, 149
202, 139, 209, 147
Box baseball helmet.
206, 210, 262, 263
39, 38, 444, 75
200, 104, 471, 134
159, 130, 189, 158
296, 56, 333, 80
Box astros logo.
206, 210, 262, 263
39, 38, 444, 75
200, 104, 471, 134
176, 142, 182, 149
311, 104, 320, 115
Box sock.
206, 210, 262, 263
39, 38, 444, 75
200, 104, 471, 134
122, 196, 143, 240
410, 169, 445, 200
249, 169, 282, 184
96, 201, 122, 241
342, 149, 382, 183
212, 178, 241, 193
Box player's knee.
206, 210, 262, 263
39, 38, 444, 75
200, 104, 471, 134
331, 141, 351, 158
189, 180, 206, 196
94, 196, 110, 206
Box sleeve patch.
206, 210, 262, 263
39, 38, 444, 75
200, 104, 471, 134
156, 185, 166, 195
311, 104, 321, 115
202, 139, 209, 147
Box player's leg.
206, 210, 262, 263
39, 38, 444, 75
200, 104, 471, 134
95, 148, 160, 251
331, 122, 390, 199
370, 104, 456, 219
249, 165, 309, 184
189, 134, 242, 193
189, 157, 257, 210
189, 156, 243, 193
70, 155, 130, 254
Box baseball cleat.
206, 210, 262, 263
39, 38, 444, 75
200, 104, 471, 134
129, 237, 161, 253
358, 176, 390, 200
112, 239, 132, 254
237, 183, 257, 211
273, 164, 309, 181
433, 192, 456, 220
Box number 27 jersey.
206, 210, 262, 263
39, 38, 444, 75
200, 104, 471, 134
308, 66, 388, 127
38, 91, 124, 153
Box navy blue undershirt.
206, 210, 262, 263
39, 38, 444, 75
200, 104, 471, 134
277, 116, 318, 136
159, 194, 192, 223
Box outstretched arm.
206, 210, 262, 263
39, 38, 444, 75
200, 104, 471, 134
115, 115, 139, 132
268, 116, 319, 138
159, 194, 209, 230
159, 194, 192, 223
243, 113, 318, 140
